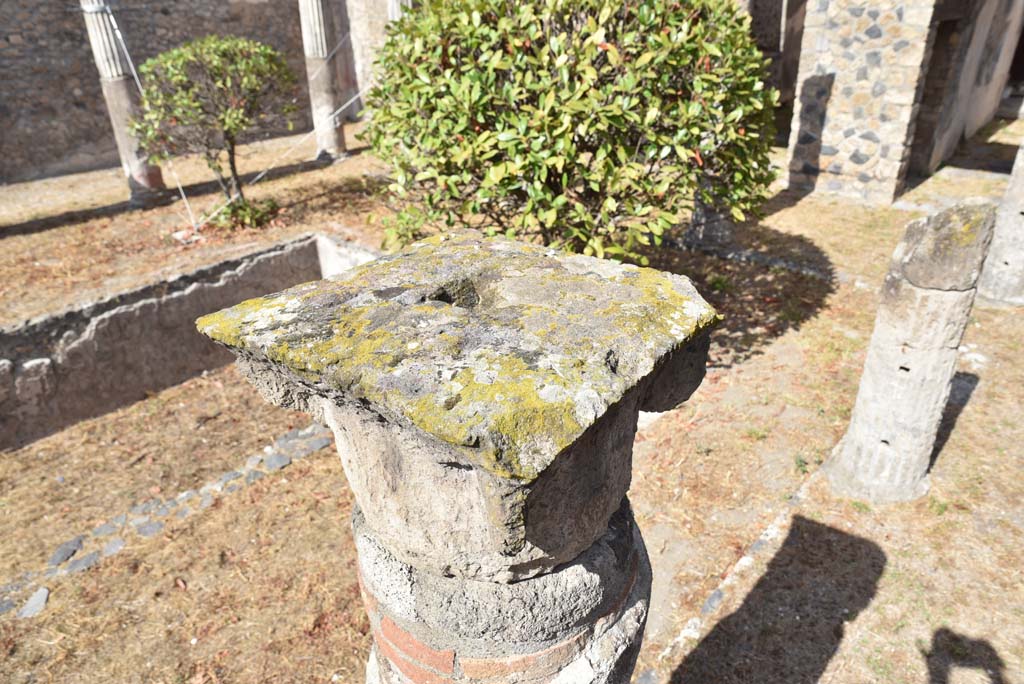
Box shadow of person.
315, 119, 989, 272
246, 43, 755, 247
669, 516, 886, 684
648, 224, 836, 368
929, 371, 979, 471
922, 628, 1009, 684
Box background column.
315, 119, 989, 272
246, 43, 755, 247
80, 0, 165, 205
298, 0, 347, 160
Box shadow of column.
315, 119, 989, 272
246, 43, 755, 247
787, 74, 836, 198
922, 628, 1009, 684
670, 515, 885, 684
928, 371, 980, 471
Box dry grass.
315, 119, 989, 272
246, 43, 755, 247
0, 365, 306, 580
0, 126, 389, 327
1, 120, 1022, 683
0, 448, 369, 684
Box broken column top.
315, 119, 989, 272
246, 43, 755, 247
198, 233, 718, 482
891, 198, 997, 291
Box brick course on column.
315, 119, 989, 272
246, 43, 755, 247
197, 232, 718, 683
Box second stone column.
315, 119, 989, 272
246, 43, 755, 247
198, 232, 718, 683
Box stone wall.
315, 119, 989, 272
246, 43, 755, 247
0, 0, 310, 184
918, 0, 1024, 174
787, 1, 938, 203
0, 235, 377, 450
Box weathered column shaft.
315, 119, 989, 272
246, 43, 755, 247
299, 0, 347, 158
826, 201, 996, 503
79, 0, 164, 200
198, 233, 718, 683
978, 144, 1024, 305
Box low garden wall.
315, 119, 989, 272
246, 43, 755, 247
0, 234, 377, 449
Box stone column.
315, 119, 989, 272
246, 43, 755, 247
826, 200, 996, 504
978, 143, 1024, 305
197, 232, 718, 683
298, 0, 347, 160
79, 0, 165, 205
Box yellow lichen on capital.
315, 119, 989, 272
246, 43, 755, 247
194, 232, 720, 482
195, 294, 291, 349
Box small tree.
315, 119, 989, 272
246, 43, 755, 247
131, 35, 297, 226
362, 0, 778, 261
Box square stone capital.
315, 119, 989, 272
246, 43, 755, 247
198, 233, 717, 580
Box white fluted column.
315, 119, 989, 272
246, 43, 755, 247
80, 0, 165, 204
299, 0, 348, 159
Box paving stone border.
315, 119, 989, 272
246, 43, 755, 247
0, 422, 332, 620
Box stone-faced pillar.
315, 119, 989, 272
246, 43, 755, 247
197, 233, 718, 683
298, 0, 348, 159
79, 0, 165, 205
978, 143, 1024, 305
786, 2, 936, 202
826, 200, 996, 504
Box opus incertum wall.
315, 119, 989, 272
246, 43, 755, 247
0, 235, 377, 450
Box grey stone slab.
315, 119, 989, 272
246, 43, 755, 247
264, 452, 292, 471
245, 470, 265, 485
136, 521, 164, 538
300, 435, 332, 454
67, 551, 100, 574
701, 589, 724, 615
17, 587, 49, 619
0, 598, 15, 615
48, 536, 83, 567
92, 520, 121, 537
102, 537, 125, 557
219, 470, 242, 485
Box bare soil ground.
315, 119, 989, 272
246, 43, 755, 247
0, 365, 307, 582
0, 125, 389, 327
1, 120, 1022, 683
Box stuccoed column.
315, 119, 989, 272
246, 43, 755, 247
298, 0, 347, 159
826, 200, 996, 503
978, 143, 1024, 305
198, 233, 718, 683
79, 0, 165, 205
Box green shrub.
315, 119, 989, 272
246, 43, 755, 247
362, 0, 778, 261
131, 35, 297, 227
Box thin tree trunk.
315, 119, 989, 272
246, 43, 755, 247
205, 153, 231, 201
225, 137, 245, 203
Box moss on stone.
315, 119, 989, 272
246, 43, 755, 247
196, 232, 718, 481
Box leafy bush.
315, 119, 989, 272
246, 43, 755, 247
204, 198, 280, 231
131, 35, 297, 227
362, 0, 778, 261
